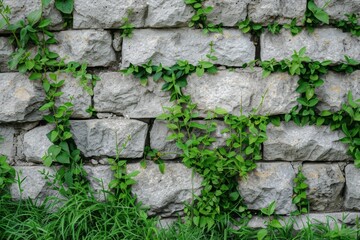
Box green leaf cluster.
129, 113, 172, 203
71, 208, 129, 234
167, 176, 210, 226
292, 167, 309, 215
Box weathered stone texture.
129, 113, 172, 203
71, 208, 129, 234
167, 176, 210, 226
70, 119, 148, 158
23, 125, 53, 163
94, 72, 171, 118
73, 0, 147, 29
238, 162, 296, 214
84, 165, 113, 201
264, 122, 351, 161
10, 166, 56, 200
150, 120, 229, 160
0, 73, 46, 122
2, 0, 63, 30
0, 125, 16, 161
57, 73, 92, 118
185, 69, 299, 116
344, 164, 360, 210
261, 28, 360, 63
205, 0, 248, 26
317, 71, 360, 112
127, 161, 202, 217
248, 0, 307, 25
314, 0, 360, 21
145, 0, 193, 27
0, 37, 14, 72
122, 29, 255, 67
49, 30, 116, 67
302, 164, 345, 211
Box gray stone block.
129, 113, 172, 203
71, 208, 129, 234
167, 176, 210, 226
23, 125, 53, 163
264, 122, 351, 161
145, 0, 193, 27
127, 161, 202, 217
344, 164, 360, 210
0, 125, 16, 161
261, 28, 360, 63
205, 0, 247, 26
185, 69, 299, 116
315, 0, 360, 21
0, 73, 46, 122
49, 30, 116, 67
317, 71, 360, 112
94, 72, 171, 118
122, 29, 255, 67
0, 37, 14, 72
83, 165, 113, 201
73, 0, 147, 29
238, 162, 296, 215
302, 163, 345, 211
70, 119, 148, 158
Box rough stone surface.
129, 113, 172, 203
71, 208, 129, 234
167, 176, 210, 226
122, 29, 255, 67
248, 212, 360, 229
248, 0, 307, 25
49, 30, 116, 67
57, 73, 92, 118
70, 119, 148, 158
238, 162, 296, 214
344, 164, 360, 210
73, 0, 147, 29
127, 161, 202, 217
0, 37, 14, 72
23, 125, 53, 163
264, 122, 351, 161
94, 72, 171, 118
317, 71, 360, 112
150, 120, 230, 160
185, 69, 299, 116
10, 166, 56, 200
314, 0, 360, 21
205, 0, 247, 26
302, 164, 345, 211
2, 0, 63, 30
145, 0, 193, 27
84, 165, 113, 201
261, 28, 360, 63
0, 73, 46, 122
0, 125, 16, 161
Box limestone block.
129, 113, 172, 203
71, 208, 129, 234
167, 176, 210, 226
205, 0, 248, 26
84, 165, 113, 201
10, 166, 57, 200
122, 29, 255, 67
49, 30, 116, 67
23, 125, 53, 163
302, 164, 345, 211
344, 164, 360, 210
185, 69, 299, 116
73, 0, 147, 29
127, 161, 203, 217
248, 0, 307, 25
261, 28, 360, 63
314, 0, 360, 21
0, 37, 14, 72
2, 0, 63, 30
0, 73, 46, 122
317, 71, 360, 112
94, 72, 171, 118
70, 119, 148, 158
264, 122, 351, 161
238, 162, 296, 214
0, 125, 16, 161
145, 0, 193, 27
56, 73, 92, 118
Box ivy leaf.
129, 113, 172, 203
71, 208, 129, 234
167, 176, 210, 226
314, 10, 329, 24
257, 229, 268, 240
214, 107, 227, 115
27, 9, 42, 25
55, 0, 74, 14
29, 72, 42, 81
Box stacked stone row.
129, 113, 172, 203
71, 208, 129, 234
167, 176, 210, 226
0, 0, 360, 221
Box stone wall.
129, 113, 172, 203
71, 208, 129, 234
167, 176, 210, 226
1, 0, 360, 223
